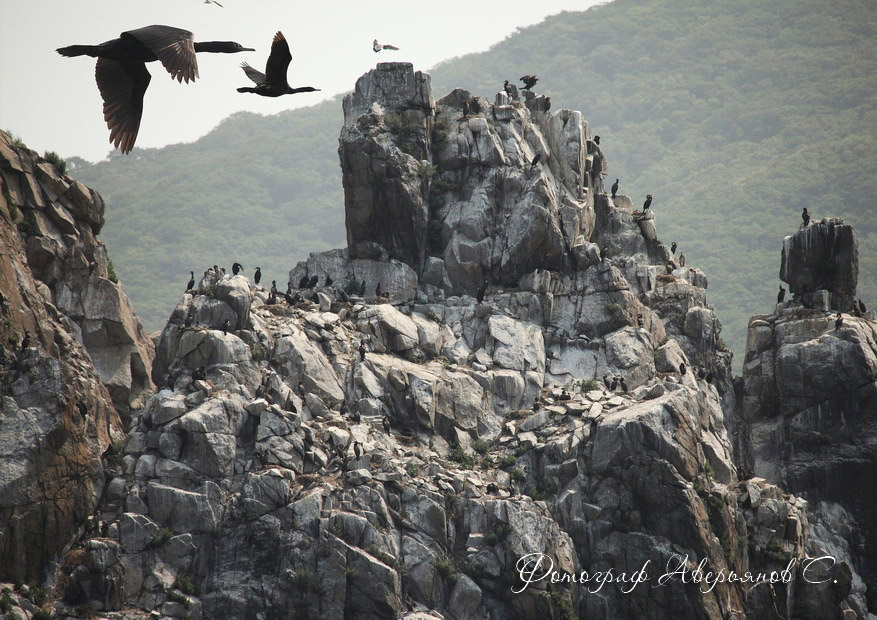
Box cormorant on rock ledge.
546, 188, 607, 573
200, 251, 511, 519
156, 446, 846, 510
186, 271, 195, 292
520, 75, 538, 90
642, 195, 652, 210
232, 262, 243, 275
777, 286, 786, 304
611, 179, 618, 198
671, 242, 677, 255
476, 280, 488, 304
802, 208, 811, 227
57, 25, 254, 153
835, 313, 843, 331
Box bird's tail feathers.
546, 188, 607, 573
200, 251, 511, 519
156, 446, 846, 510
56, 45, 99, 57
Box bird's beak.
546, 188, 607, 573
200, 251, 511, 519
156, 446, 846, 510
241, 47, 255, 52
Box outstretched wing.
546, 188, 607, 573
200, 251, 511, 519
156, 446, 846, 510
123, 25, 198, 83
240, 61, 266, 84
264, 31, 292, 83
95, 57, 151, 154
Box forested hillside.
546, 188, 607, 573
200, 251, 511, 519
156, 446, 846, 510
71, 0, 877, 366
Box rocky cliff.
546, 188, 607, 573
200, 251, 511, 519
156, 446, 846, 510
739, 219, 877, 615
0, 131, 154, 588
2, 66, 873, 619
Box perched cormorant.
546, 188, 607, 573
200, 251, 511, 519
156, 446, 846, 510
271, 280, 278, 294
375, 282, 382, 297
359, 340, 367, 361
20, 332, 30, 351
382, 415, 391, 433
611, 179, 619, 198
222, 319, 229, 335
462, 101, 469, 117
697, 367, 706, 380
532, 398, 540, 412
267, 291, 277, 304
558, 389, 571, 401
619, 377, 628, 393
679, 362, 687, 375
610, 376, 619, 391
671, 242, 677, 255
544, 97, 551, 112
601, 245, 609, 262
519, 75, 538, 90
802, 208, 811, 226
58, 25, 254, 153
705, 370, 714, 382
471, 98, 481, 115
503, 80, 513, 96
642, 195, 652, 210
254, 267, 262, 285
308, 275, 318, 288
238, 32, 320, 97
298, 275, 309, 289
359, 280, 367, 297
835, 313, 843, 331
373, 39, 400, 53
636, 314, 644, 328
340, 402, 348, 417
594, 135, 600, 146
325, 274, 333, 286
354, 441, 362, 458
476, 280, 488, 304
777, 286, 786, 304
679, 253, 686, 267
186, 271, 195, 291
603, 374, 612, 390
192, 366, 206, 381
859, 299, 867, 314
76, 401, 88, 417
232, 262, 243, 275
530, 152, 542, 169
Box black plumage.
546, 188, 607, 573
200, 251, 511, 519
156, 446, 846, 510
835, 313, 843, 331
671, 242, 677, 255
476, 280, 488, 304
238, 32, 320, 97
603, 374, 612, 390
642, 195, 652, 210
254, 267, 262, 285
359, 280, 367, 297
462, 101, 470, 117
530, 152, 542, 169
382, 416, 391, 434
359, 340, 367, 361
222, 319, 229, 335
636, 314, 644, 328
298, 275, 309, 289
325, 274, 333, 286
232, 262, 243, 275
859, 299, 867, 314
20, 332, 30, 351
503, 80, 513, 96
354, 441, 362, 458
594, 135, 600, 145
679, 253, 686, 267
270, 280, 278, 294
58, 25, 254, 153
519, 74, 538, 90
777, 286, 786, 304
619, 377, 628, 393
186, 270, 195, 291
610, 376, 619, 391
802, 208, 811, 226
308, 275, 318, 288
679, 362, 686, 375
375, 282, 382, 297
611, 179, 619, 198
471, 98, 481, 115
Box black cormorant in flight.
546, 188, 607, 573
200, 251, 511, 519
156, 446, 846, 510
519, 75, 538, 90
254, 267, 261, 285
186, 271, 195, 292
238, 32, 320, 97
802, 208, 811, 226
642, 195, 652, 210
373, 39, 400, 52
476, 280, 488, 304
58, 25, 254, 154
777, 286, 786, 304
232, 262, 243, 275
611, 179, 618, 198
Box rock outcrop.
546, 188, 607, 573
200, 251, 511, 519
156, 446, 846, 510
739, 222, 877, 616
0, 132, 153, 586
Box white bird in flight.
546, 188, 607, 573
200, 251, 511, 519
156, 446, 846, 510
373, 39, 399, 53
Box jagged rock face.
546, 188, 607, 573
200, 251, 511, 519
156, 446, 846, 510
780, 219, 858, 311
0, 134, 141, 583
739, 306, 877, 592
0, 132, 154, 419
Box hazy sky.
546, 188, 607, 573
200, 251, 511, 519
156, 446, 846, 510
0, 0, 601, 161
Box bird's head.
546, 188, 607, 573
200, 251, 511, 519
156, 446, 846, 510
646, 194, 652, 199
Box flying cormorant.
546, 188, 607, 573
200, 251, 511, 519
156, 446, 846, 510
373, 39, 399, 52
298, 275, 309, 289
603, 374, 612, 390
238, 32, 320, 97
531, 153, 542, 168
611, 179, 619, 198
519, 75, 538, 90
642, 195, 652, 210
308, 275, 318, 288
203, 0, 223, 6
802, 208, 810, 226
232, 262, 243, 275
777, 286, 786, 304
679, 362, 686, 375
186, 271, 195, 291
58, 25, 253, 153
671, 242, 677, 255
476, 280, 488, 304
835, 313, 843, 331
254, 267, 261, 285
